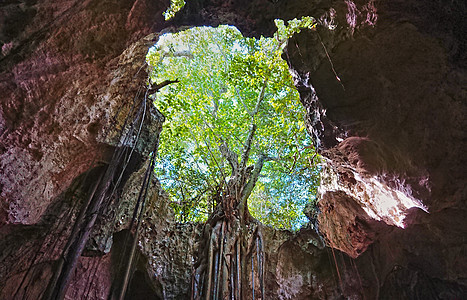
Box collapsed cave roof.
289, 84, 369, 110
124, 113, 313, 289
0, 0, 466, 299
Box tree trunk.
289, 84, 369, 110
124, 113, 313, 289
191, 177, 265, 299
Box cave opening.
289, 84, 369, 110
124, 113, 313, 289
141, 19, 324, 300
147, 23, 320, 231
1, 0, 466, 299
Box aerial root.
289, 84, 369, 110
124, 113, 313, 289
192, 220, 265, 300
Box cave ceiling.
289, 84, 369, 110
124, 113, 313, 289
0, 0, 466, 299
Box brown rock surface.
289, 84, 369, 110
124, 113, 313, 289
284, 0, 467, 298
0, 0, 466, 299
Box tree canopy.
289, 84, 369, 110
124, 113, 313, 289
147, 23, 319, 230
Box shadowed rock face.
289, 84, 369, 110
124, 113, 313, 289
0, 0, 466, 299
283, 0, 467, 297
0, 1, 168, 298
0, 0, 170, 226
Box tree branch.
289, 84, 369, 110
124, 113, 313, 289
188, 126, 229, 196
201, 135, 231, 196
219, 139, 239, 172
161, 49, 194, 60
239, 124, 257, 172
252, 77, 269, 117
238, 153, 274, 213
235, 86, 253, 117
148, 79, 179, 95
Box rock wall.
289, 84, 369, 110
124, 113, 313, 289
0, 0, 466, 299
0, 0, 170, 226
0, 0, 169, 298
282, 0, 467, 298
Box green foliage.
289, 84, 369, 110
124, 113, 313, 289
147, 24, 319, 229
274, 16, 317, 44
248, 162, 320, 230
163, 0, 185, 20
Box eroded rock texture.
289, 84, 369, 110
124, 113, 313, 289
0, 0, 466, 299
283, 0, 467, 298
0, 0, 169, 298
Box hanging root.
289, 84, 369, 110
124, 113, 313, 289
43, 84, 154, 300
192, 220, 265, 300
204, 225, 217, 300
236, 238, 241, 299
257, 229, 265, 299
247, 226, 265, 300
116, 147, 158, 300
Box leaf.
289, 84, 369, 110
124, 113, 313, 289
148, 25, 320, 230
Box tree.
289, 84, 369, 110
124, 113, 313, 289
147, 22, 318, 299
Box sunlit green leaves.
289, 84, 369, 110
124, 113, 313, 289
274, 16, 317, 45
163, 0, 185, 20
147, 24, 319, 229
